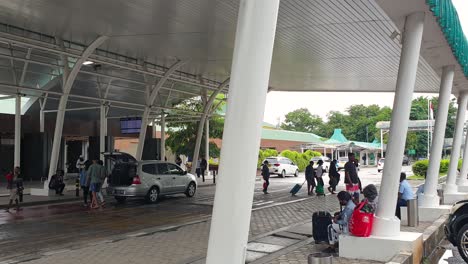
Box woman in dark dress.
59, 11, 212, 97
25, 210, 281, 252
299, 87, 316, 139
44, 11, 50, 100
328, 159, 340, 194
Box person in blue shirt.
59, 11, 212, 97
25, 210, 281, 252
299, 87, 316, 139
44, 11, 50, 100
326, 191, 356, 253
396, 172, 414, 219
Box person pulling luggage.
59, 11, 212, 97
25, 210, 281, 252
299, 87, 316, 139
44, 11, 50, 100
261, 160, 270, 194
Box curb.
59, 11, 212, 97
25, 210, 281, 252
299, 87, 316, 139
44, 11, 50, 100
387, 214, 449, 264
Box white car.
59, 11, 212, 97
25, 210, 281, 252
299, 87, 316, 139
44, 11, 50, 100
311, 156, 331, 172
337, 157, 360, 171
377, 158, 385, 173
263, 157, 299, 178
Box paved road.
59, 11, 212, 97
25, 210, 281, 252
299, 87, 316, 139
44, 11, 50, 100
0, 167, 408, 262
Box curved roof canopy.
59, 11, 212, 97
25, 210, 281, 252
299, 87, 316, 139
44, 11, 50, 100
0, 0, 466, 117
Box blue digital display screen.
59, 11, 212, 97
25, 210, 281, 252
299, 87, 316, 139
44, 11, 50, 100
120, 118, 142, 134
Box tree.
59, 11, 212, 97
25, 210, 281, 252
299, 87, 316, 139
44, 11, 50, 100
280, 108, 324, 134
166, 96, 225, 158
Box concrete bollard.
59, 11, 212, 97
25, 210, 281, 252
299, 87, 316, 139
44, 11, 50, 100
308, 253, 332, 264
407, 199, 419, 227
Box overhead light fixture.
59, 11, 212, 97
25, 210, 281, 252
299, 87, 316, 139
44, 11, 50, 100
83, 61, 94, 65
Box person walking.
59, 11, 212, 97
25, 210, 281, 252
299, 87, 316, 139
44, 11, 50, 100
344, 153, 360, 202
328, 159, 340, 194
305, 161, 316, 196
175, 156, 182, 167
195, 158, 202, 178
5, 167, 22, 212
261, 160, 270, 194
87, 160, 102, 209
200, 157, 208, 182
80, 160, 92, 207
315, 160, 325, 195
97, 160, 107, 207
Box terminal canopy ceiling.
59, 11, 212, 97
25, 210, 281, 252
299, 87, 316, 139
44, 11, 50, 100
0, 0, 466, 116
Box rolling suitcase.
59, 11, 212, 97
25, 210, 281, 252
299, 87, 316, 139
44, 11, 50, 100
312, 211, 332, 244
290, 181, 305, 196
315, 184, 325, 196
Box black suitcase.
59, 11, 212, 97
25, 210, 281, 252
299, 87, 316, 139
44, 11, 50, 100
312, 211, 332, 244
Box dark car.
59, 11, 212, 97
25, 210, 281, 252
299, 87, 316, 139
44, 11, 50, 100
402, 156, 410, 166
445, 200, 468, 262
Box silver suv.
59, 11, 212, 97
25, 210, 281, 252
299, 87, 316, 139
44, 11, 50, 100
104, 152, 197, 203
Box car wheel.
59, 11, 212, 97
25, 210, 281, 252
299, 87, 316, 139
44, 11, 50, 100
294, 170, 299, 177
378, 169, 381, 173
146, 187, 160, 204
115, 196, 127, 203
185, 182, 197, 197
280, 170, 286, 178
457, 223, 468, 263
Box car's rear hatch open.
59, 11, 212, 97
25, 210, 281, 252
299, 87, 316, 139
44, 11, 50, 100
103, 152, 137, 187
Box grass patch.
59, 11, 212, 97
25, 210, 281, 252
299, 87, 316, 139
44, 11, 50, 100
408, 173, 447, 181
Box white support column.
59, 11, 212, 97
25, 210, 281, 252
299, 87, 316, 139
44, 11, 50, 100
445, 93, 468, 194
14, 94, 21, 167
205, 0, 279, 263
161, 114, 166, 161
205, 118, 210, 166
191, 78, 229, 174
39, 96, 47, 133
32, 36, 108, 196
373, 12, 425, 237
135, 61, 185, 161
380, 129, 384, 158
419, 66, 454, 207
458, 126, 468, 187
99, 104, 107, 161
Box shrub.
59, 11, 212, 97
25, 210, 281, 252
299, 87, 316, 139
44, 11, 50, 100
412, 160, 429, 177
412, 159, 461, 177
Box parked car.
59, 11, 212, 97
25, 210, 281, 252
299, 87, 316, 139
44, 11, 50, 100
377, 158, 385, 173
311, 156, 331, 173
105, 152, 197, 204
402, 156, 410, 166
445, 200, 468, 262
337, 157, 360, 171
263, 157, 299, 178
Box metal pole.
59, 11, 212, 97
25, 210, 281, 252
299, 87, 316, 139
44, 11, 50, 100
161, 114, 166, 161
428, 99, 430, 159
373, 12, 425, 237
380, 129, 384, 158
445, 93, 468, 194
14, 94, 21, 167
205, 0, 280, 262
420, 65, 454, 207
205, 118, 210, 174
100, 105, 106, 161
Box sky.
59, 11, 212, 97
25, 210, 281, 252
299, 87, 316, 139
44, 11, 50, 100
263, 0, 468, 126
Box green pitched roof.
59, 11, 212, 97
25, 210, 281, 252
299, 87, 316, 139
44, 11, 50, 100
261, 129, 322, 143
325, 129, 348, 143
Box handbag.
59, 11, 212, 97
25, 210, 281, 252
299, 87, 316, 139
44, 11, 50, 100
349, 201, 374, 237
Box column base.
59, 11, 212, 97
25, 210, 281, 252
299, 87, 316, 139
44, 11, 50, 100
459, 185, 468, 193
443, 192, 468, 205
401, 205, 451, 222
30, 188, 50, 196
371, 214, 400, 237
444, 183, 459, 194
418, 193, 440, 208
339, 232, 423, 263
